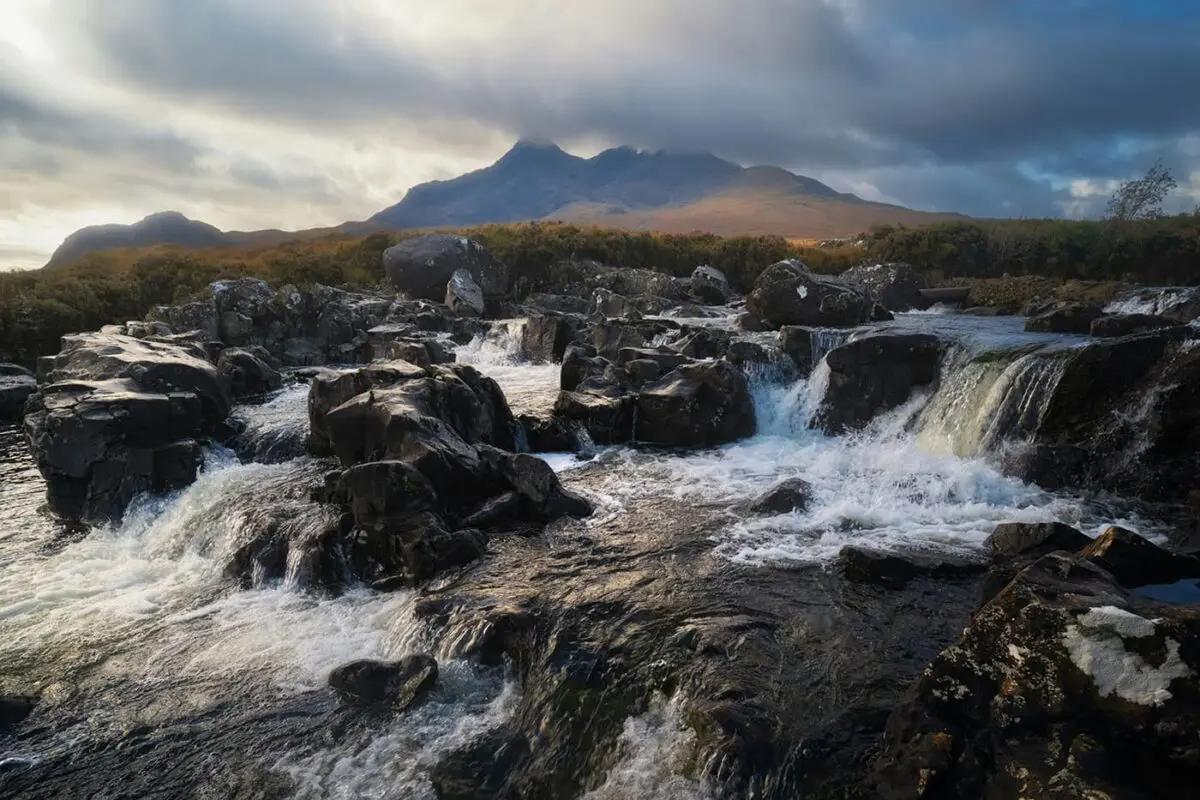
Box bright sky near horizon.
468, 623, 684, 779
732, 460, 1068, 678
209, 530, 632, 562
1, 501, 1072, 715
3, 0, 1199, 269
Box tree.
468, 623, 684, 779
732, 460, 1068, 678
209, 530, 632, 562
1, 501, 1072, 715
1106, 159, 1178, 221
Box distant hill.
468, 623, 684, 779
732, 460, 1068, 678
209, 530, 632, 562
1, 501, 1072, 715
45, 211, 227, 268
44, 141, 963, 268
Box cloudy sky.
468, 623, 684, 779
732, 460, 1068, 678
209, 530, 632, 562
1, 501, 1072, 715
3, 0, 1199, 269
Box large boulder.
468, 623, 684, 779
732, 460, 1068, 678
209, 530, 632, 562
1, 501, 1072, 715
383, 235, 510, 301
1004, 329, 1200, 502
24, 333, 232, 523
690, 265, 734, 305
0, 364, 36, 422
748, 477, 813, 514
445, 269, 485, 316
840, 262, 929, 312
814, 332, 941, 434
746, 260, 873, 328
634, 361, 756, 447
871, 553, 1200, 799
1024, 301, 1104, 334
216, 346, 283, 400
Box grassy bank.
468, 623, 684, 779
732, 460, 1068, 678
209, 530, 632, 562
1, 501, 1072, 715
4, 215, 1198, 366
0, 225, 855, 365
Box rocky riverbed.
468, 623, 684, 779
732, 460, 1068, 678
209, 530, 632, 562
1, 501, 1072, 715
2, 235, 1199, 799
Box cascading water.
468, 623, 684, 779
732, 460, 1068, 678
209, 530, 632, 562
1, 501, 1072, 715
915, 347, 1069, 457
0, 310, 1180, 798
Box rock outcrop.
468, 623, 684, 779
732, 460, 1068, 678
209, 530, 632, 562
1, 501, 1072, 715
383, 234, 510, 300
1090, 313, 1176, 338
840, 262, 928, 312
633, 361, 755, 447
814, 332, 941, 434
746, 260, 874, 329
0, 364, 37, 422
1003, 328, 1200, 502
872, 551, 1200, 799
1024, 301, 1104, 334
308, 360, 591, 586
148, 278, 396, 366
690, 265, 734, 304
24, 332, 233, 523
216, 346, 283, 400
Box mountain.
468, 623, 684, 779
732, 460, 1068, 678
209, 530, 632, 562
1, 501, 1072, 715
43, 142, 963, 268
371, 141, 960, 238
45, 212, 228, 269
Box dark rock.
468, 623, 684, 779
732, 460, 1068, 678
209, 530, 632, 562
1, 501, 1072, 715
383, 234, 510, 300
591, 323, 648, 360
460, 491, 523, 529
748, 477, 813, 514
521, 315, 576, 363
24, 332, 231, 523
0, 694, 37, 735
553, 391, 634, 445
307, 361, 427, 456
727, 341, 773, 367
124, 320, 174, 339
634, 361, 756, 447
871, 553, 1200, 800
1015, 330, 1200, 501
478, 446, 593, 520
0, 365, 36, 422
870, 303, 895, 322
146, 299, 219, 339
958, 305, 1006, 317
1080, 526, 1200, 587
445, 268, 485, 316
814, 332, 941, 434
526, 293, 590, 315
841, 262, 929, 312
328, 655, 438, 711
981, 521, 1093, 603
217, 347, 283, 400
615, 347, 691, 373
591, 288, 629, 317
746, 260, 873, 328
517, 414, 583, 453
340, 460, 440, 522
1089, 313, 1176, 338
985, 521, 1092, 559
736, 311, 768, 332
671, 328, 731, 359
559, 345, 604, 392
1024, 301, 1104, 334
840, 548, 922, 589
622, 358, 661, 386
691, 265, 734, 304
778, 326, 815, 375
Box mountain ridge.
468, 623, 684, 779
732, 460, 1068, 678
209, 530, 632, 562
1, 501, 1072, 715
42, 141, 963, 268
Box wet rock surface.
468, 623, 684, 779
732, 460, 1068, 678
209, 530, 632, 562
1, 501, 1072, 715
23, 332, 232, 523
328, 655, 439, 712
0, 364, 36, 422
871, 551, 1200, 800
814, 331, 940, 434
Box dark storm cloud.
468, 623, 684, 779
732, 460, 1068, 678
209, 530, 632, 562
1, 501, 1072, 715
14, 0, 1200, 219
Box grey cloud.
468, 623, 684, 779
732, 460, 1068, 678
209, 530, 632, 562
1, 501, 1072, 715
8, 0, 1200, 224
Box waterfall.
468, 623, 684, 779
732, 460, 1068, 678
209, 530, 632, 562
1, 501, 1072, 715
456, 318, 528, 367
915, 347, 1069, 458
1104, 286, 1200, 320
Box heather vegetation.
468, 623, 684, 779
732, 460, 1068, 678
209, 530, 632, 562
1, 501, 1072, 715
3, 214, 1200, 366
